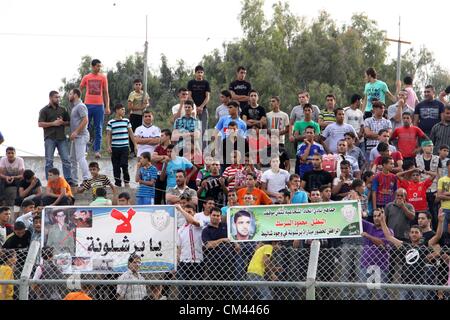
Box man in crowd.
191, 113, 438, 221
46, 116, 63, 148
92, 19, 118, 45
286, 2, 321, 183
229, 66, 252, 111
344, 94, 365, 142
430, 105, 450, 154
390, 113, 428, 166
289, 91, 321, 140
134, 110, 161, 158
127, 78, 150, 157
293, 104, 321, 144
38, 91, 72, 184
188, 65, 211, 141
321, 108, 357, 154
215, 90, 232, 120
266, 96, 290, 147
296, 126, 326, 177
79, 58, 110, 159
0, 147, 25, 207
241, 90, 266, 130
171, 88, 197, 124
364, 101, 392, 160
301, 154, 333, 193
414, 85, 445, 136
173, 100, 201, 153
361, 67, 397, 119
68, 88, 89, 187
319, 94, 337, 129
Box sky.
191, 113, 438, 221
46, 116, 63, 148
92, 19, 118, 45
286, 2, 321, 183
1, 0, 450, 156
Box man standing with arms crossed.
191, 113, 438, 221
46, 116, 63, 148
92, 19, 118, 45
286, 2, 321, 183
38, 91, 72, 185
188, 65, 211, 145
69, 88, 89, 187
128, 79, 150, 157
80, 58, 110, 159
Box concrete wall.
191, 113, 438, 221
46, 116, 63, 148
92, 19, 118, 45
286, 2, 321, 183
22, 156, 139, 186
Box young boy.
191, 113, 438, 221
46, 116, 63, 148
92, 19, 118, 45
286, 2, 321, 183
41, 168, 74, 206
135, 152, 157, 205
77, 162, 116, 200
89, 188, 112, 206
372, 157, 398, 209
106, 103, 137, 187
438, 144, 449, 178
15, 199, 38, 230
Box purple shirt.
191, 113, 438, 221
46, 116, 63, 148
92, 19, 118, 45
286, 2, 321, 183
360, 220, 393, 271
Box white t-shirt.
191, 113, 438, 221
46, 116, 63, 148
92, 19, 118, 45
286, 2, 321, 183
369, 144, 397, 162
344, 108, 364, 133
0, 226, 7, 247
321, 123, 357, 154
261, 169, 290, 201
194, 212, 210, 229
0, 156, 25, 176
177, 223, 204, 263
266, 111, 290, 145
134, 124, 161, 156
215, 104, 230, 120
171, 103, 197, 119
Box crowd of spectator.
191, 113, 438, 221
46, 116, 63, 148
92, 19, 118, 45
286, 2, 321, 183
1, 63, 450, 300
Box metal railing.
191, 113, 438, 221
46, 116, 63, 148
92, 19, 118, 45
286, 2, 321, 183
1, 240, 448, 300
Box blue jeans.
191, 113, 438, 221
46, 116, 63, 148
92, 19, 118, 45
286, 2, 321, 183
44, 138, 71, 182
444, 209, 450, 237
247, 273, 272, 300
86, 104, 104, 152
136, 196, 154, 205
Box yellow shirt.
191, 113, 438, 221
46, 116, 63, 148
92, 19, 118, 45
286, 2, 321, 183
438, 176, 450, 209
0, 265, 14, 300
247, 245, 273, 277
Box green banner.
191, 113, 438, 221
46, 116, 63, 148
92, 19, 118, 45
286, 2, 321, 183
227, 200, 362, 242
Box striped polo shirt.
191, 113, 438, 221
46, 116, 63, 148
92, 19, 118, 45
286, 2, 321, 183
136, 165, 158, 198
106, 118, 131, 148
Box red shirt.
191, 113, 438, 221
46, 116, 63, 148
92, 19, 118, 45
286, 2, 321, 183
153, 145, 169, 172
391, 126, 426, 158
399, 179, 433, 211
374, 151, 403, 167
80, 73, 108, 105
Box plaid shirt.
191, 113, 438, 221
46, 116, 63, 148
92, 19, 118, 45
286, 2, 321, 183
364, 117, 392, 151
173, 116, 201, 149
234, 167, 262, 188
117, 270, 147, 300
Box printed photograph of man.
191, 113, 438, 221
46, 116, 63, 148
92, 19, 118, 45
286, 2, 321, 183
232, 210, 256, 240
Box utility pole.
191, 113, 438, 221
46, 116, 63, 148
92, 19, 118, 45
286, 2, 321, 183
385, 17, 411, 85
142, 15, 148, 107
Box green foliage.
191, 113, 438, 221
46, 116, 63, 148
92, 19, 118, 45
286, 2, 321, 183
61, 0, 450, 138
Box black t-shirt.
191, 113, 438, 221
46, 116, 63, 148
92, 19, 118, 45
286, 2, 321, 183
422, 230, 445, 247
241, 105, 266, 129
400, 242, 431, 284
302, 170, 333, 193
221, 136, 249, 165
262, 145, 290, 170
200, 175, 227, 207
17, 178, 42, 196
414, 99, 444, 134
2, 230, 31, 249
187, 79, 211, 107
229, 80, 252, 109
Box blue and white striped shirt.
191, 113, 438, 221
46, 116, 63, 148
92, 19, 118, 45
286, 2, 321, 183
107, 118, 132, 148
136, 165, 158, 198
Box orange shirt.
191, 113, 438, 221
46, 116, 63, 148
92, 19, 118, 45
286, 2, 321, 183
80, 73, 108, 105
63, 292, 93, 300
237, 188, 272, 205
47, 177, 73, 198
